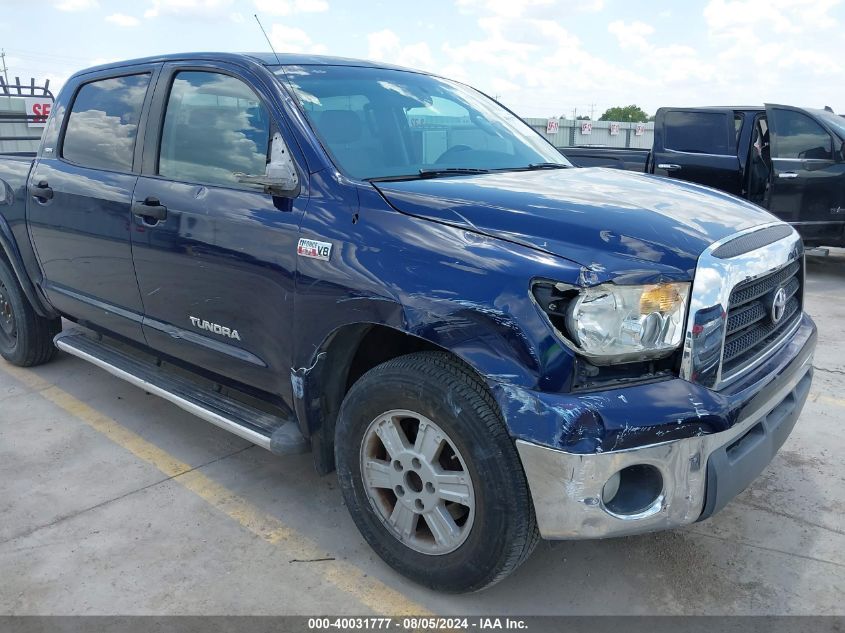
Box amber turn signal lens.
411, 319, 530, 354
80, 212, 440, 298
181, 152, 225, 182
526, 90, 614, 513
639, 284, 683, 314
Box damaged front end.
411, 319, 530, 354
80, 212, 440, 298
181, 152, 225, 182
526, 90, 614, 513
493, 225, 817, 539
493, 317, 814, 539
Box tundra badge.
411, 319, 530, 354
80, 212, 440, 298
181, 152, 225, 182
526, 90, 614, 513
189, 316, 241, 341
297, 238, 332, 261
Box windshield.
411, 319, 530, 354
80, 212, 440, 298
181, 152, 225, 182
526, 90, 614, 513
815, 109, 845, 141
274, 65, 570, 180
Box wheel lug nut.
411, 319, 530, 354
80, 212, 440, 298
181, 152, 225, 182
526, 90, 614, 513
414, 499, 424, 511
392, 460, 403, 471
411, 457, 421, 469
425, 482, 435, 494
394, 485, 405, 497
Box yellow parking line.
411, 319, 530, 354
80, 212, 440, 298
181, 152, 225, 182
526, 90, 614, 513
0, 362, 429, 616
812, 393, 845, 409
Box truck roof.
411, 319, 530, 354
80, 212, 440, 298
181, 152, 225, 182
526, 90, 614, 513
657, 105, 764, 113
76, 52, 411, 78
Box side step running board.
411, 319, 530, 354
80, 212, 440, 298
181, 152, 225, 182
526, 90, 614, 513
54, 330, 309, 455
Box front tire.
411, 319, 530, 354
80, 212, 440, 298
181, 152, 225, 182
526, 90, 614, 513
335, 351, 538, 593
0, 257, 60, 367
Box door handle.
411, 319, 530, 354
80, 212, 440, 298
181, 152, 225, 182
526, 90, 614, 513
132, 196, 168, 222
657, 163, 681, 171
778, 172, 799, 179
32, 180, 53, 201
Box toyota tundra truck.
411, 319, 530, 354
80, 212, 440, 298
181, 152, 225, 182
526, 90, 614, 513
0, 53, 816, 593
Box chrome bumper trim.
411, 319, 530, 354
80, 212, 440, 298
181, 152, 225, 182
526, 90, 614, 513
516, 349, 813, 540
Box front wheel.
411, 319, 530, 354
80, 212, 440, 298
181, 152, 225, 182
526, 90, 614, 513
335, 351, 538, 593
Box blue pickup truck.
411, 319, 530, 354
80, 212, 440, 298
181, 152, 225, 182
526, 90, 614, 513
0, 53, 817, 592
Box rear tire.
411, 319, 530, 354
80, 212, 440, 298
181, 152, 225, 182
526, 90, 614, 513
0, 257, 60, 367
335, 351, 539, 593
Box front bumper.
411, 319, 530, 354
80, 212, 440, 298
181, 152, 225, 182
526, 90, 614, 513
516, 321, 815, 540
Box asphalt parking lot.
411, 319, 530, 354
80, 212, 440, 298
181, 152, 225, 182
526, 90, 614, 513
1, 251, 843, 616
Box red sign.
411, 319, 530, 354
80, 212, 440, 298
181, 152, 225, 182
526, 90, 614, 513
610, 123, 620, 136
580, 121, 592, 135
24, 98, 52, 128
635, 123, 646, 136
546, 119, 559, 134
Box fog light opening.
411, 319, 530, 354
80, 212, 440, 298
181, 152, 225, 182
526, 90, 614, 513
602, 464, 663, 516
602, 471, 621, 505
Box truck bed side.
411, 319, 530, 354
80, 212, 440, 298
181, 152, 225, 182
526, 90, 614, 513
560, 146, 650, 172
0, 155, 55, 317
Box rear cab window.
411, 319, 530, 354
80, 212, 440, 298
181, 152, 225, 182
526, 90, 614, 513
62, 74, 151, 171
664, 111, 732, 155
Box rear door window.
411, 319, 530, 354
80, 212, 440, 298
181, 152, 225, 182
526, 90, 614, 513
62, 74, 151, 171
771, 109, 833, 160
664, 111, 732, 155
158, 71, 270, 187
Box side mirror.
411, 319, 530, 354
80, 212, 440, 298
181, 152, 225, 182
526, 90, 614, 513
236, 133, 300, 197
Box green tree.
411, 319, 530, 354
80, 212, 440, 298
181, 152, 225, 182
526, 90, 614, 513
599, 105, 650, 122
576, 115, 591, 120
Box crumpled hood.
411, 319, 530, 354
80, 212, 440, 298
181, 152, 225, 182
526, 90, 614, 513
374, 168, 777, 280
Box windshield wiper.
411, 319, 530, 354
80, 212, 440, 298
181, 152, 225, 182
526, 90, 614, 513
490, 163, 570, 174
366, 168, 490, 183
525, 162, 570, 170
418, 167, 490, 178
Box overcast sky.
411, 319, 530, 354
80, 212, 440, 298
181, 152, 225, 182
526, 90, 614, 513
1, 0, 842, 118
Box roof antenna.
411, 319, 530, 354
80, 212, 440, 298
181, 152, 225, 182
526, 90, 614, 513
254, 14, 281, 65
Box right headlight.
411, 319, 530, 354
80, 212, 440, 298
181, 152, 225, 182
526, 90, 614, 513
534, 281, 690, 363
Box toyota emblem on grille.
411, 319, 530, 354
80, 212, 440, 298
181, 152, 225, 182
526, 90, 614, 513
771, 287, 788, 324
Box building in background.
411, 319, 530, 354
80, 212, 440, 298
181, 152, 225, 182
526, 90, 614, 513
526, 118, 655, 149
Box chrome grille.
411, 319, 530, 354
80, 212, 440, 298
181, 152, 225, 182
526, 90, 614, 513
721, 261, 803, 376
680, 223, 804, 390
728, 261, 799, 307
725, 275, 800, 335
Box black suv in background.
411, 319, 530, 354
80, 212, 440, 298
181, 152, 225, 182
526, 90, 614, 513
564, 105, 845, 248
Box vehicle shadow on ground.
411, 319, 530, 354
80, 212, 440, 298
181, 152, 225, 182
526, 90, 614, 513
806, 247, 845, 277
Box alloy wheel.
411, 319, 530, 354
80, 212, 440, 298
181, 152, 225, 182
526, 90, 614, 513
360, 409, 475, 555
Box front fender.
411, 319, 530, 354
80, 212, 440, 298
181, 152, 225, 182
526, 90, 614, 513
294, 184, 586, 395
292, 181, 589, 475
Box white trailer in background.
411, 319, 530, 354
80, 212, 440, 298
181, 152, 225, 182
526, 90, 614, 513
0, 77, 53, 154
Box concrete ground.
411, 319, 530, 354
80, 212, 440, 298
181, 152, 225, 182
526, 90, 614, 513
0, 252, 843, 616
